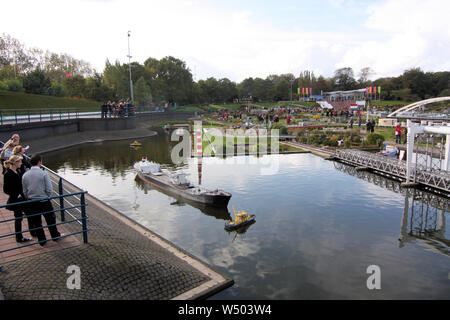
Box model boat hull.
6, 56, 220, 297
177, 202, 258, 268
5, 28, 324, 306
135, 170, 231, 207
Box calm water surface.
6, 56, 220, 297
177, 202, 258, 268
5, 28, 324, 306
45, 132, 450, 299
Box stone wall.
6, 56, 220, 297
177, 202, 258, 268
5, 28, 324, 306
0, 112, 196, 143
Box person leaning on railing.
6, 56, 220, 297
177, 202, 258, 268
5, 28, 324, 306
1, 139, 15, 174
12, 145, 31, 173
22, 154, 63, 246
3, 155, 32, 243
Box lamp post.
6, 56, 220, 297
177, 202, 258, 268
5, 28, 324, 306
127, 31, 134, 101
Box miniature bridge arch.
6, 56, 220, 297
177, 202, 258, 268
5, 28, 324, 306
388, 96, 450, 118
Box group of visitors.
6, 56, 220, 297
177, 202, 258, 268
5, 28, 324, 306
366, 119, 376, 133
1, 134, 62, 246
101, 99, 135, 118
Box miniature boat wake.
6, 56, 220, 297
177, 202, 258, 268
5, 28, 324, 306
225, 206, 256, 231
134, 158, 231, 207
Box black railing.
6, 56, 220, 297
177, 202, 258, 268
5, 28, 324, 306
0, 108, 84, 125
0, 191, 88, 254
0, 141, 90, 257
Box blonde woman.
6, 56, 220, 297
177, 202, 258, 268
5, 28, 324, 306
3, 155, 32, 243
1, 139, 15, 174
11, 134, 20, 147
1, 139, 15, 160
12, 145, 31, 173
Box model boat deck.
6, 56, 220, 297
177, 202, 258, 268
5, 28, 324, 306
134, 159, 231, 206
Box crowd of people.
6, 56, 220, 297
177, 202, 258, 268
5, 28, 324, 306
101, 99, 135, 118
1, 134, 62, 246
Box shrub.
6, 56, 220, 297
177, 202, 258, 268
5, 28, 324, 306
49, 83, 67, 97
344, 138, 351, 148
351, 135, 361, 143
298, 136, 308, 143
324, 138, 338, 147
272, 124, 288, 135
23, 68, 51, 94
0, 81, 7, 91
5, 79, 23, 92
361, 139, 368, 147
367, 133, 385, 146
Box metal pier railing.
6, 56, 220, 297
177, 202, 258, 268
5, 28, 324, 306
333, 149, 450, 192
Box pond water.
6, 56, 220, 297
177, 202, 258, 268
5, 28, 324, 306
44, 131, 450, 299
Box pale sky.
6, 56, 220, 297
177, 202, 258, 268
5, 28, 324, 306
1, 0, 449, 82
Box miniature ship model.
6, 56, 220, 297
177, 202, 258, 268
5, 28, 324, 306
224, 206, 256, 230
134, 157, 231, 206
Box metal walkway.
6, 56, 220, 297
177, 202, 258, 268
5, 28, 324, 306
333, 149, 450, 193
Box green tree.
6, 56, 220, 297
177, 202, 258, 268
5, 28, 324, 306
238, 77, 254, 98
103, 59, 130, 99
62, 74, 86, 98
358, 67, 374, 87
400, 68, 433, 99
84, 73, 114, 101
134, 76, 152, 106
147, 56, 193, 104
22, 68, 51, 94
333, 67, 357, 91
272, 78, 290, 101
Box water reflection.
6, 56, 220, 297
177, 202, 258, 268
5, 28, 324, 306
400, 189, 448, 255
44, 136, 450, 299
134, 175, 231, 221
333, 161, 449, 256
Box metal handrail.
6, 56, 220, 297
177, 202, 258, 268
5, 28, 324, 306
0, 108, 87, 125
0, 141, 91, 256
0, 191, 88, 254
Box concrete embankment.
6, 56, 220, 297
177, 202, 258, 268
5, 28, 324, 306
0, 111, 196, 150
21, 121, 158, 155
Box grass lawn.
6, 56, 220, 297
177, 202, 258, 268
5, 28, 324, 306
375, 127, 396, 142
0, 90, 100, 111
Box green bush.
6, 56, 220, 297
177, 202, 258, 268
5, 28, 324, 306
5, 79, 24, 92
324, 138, 338, 147
23, 68, 51, 94
0, 81, 8, 91
49, 83, 67, 97
344, 138, 351, 148
272, 124, 288, 135
367, 133, 385, 146
307, 134, 327, 146
351, 135, 361, 143
361, 139, 368, 147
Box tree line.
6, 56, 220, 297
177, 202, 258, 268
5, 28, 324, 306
1, 34, 449, 106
